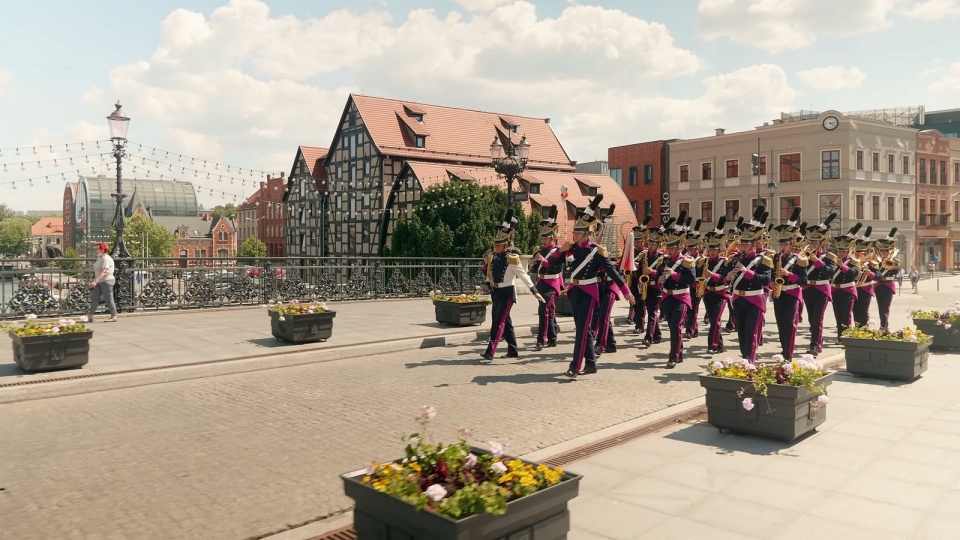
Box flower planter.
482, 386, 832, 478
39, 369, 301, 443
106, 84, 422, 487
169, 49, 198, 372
9, 331, 93, 373
912, 318, 940, 339
912, 318, 960, 351
342, 452, 581, 540
698, 373, 834, 442
269, 310, 336, 344
433, 300, 488, 327
555, 294, 573, 316
843, 338, 929, 381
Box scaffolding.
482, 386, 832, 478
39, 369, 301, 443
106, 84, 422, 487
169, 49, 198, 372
780, 106, 925, 127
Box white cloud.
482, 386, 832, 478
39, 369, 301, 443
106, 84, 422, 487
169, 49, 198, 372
929, 62, 960, 95
0, 69, 11, 96
905, 0, 960, 19
796, 66, 866, 91
454, 0, 516, 11
697, 0, 896, 52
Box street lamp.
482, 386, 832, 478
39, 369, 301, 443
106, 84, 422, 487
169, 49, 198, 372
107, 101, 132, 310
490, 135, 530, 207
767, 180, 778, 220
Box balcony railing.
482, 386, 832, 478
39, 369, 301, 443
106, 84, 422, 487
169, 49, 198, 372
0, 256, 485, 320
919, 214, 951, 227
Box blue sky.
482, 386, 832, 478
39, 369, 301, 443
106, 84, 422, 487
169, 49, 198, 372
1, 0, 959, 211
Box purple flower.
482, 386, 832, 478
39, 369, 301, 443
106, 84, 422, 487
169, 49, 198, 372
424, 484, 446, 502
742, 398, 755, 411
464, 453, 477, 468
491, 461, 507, 474
489, 441, 503, 458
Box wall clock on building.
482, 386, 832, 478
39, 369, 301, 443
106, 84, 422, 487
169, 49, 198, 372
822, 115, 839, 130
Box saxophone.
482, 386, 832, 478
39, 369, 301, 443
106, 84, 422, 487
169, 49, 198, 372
696, 257, 710, 297
638, 251, 649, 300
773, 254, 784, 298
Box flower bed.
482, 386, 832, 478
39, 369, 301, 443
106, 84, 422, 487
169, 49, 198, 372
842, 326, 931, 381
342, 407, 580, 539
2, 316, 92, 372
911, 306, 960, 351
267, 302, 336, 344
431, 292, 490, 326
699, 355, 832, 442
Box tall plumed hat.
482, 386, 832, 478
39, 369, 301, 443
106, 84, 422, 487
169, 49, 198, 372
663, 210, 688, 248
855, 226, 874, 252
598, 203, 616, 237
794, 222, 808, 247
539, 205, 560, 238
774, 206, 802, 244
573, 193, 603, 233
726, 216, 744, 244
806, 212, 836, 243
493, 208, 517, 245
876, 227, 898, 251
686, 219, 704, 248
833, 222, 863, 251
739, 205, 769, 243
632, 215, 653, 241
704, 216, 727, 249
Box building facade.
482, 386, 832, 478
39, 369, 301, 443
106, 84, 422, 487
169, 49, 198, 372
609, 140, 673, 225
236, 198, 257, 251
283, 146, 328, 258
920, 108, 960, 138
62, 183, 77, 251
915, 130, 954, 270
29, 217, 64, 258
154, 215, 237, 260
669, 111, 917, 263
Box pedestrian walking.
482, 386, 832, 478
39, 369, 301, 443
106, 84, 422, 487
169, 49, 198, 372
909, 266, 919, 293
88, 241, 118, 322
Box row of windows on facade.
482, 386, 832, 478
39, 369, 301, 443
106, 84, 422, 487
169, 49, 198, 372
916, 158, 958, 185
660, 194, 915, 225
675, 152, 923, 182
179, 248, 230, 258
610, 165, 655, 187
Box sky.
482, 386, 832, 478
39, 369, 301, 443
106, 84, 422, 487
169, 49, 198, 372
1, 0, 959, 212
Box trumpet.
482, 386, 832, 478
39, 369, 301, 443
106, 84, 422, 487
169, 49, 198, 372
881, 248, 900, 270
722, 237, 739, 259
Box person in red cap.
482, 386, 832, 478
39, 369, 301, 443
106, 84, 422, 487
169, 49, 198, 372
88, 242, 118, 322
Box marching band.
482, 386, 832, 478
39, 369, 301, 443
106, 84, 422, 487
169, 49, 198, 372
481, 196, 902, 376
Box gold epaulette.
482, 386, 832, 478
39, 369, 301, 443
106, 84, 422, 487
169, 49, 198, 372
761, 255, 773, 268
597, 245, 609, 258
682, 256, 695, 268
795, 256, 810, 267
825, 252, 838, 263
507, 253, 521, 265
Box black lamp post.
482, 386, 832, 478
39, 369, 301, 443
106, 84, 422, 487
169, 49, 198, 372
107, 101, 132, 310
490, 135, 530, 207
767, 180, 778, 219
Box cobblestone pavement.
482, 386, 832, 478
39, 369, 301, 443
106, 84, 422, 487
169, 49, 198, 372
0, 284, 949, 539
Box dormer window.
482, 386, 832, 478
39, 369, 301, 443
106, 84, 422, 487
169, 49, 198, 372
588, 187, 598, 196
415, 135, 425, 148
499, 116, 520, 134
412, 114, 423, 122
529, 184, 540, 194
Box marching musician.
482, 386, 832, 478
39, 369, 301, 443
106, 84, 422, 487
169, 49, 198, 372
723, 217, 743, 334
771, 208, 809, 360
852, 227, 878, 328
725, 206, 773, 363
683, 219, 704, 339
639, 222, 666, 347
531, 205, 564, 351
874, 229, 900, 332
801, 213, 838, 356
831, 223, 863, 343
594, 205, 621, 355
649, 212, 696, 368
628, 216, 653, 334
560, 194, 635, 378
480, 210, 544, 361
699, 217, 732, 353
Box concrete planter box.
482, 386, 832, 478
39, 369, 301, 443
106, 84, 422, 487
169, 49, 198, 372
555, 294, 573, 316
698, 373, 834, 442
342, 451, 581, 540
912, 318, 960, 351
433, 300, 488, 327
9, 331, 93, 373
269, 310, 336, 344
844, 338, 929, 381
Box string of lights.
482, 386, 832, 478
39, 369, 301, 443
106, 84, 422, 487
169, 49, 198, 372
124, 152, 277, 189
126, 141, 277, 178
0, 152, 113, 172
0, 140, 111, 157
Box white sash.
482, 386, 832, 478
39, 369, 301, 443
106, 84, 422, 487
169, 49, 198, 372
536, 247, 558, 273
570, 247, 598, 280
732, 255, 761, 291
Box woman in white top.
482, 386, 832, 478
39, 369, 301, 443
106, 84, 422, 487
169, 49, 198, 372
89, 242, 118, 322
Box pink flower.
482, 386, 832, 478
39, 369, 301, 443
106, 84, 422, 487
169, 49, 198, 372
420, 405, 436, 420
742, 398, 755, 411
817, 395, 829, 404
424, 484, 446, 502
458, 427, 471, 438
491, 461, 507, 474
489, 441, 504, 458
465, 453, 477, 468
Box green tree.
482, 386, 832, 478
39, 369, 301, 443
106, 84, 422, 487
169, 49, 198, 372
118, 214, 177, 259
211, 203, 237, 218
59, 247, 84, 274
237, 236, 267, 265
389, 181, 541, 258
0, 217, 31, 256
0, 203, 17, 221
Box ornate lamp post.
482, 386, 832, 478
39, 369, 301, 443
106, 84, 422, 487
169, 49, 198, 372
490, 135, 530, 207
107, 101, 133, 310
767, 180, 778, 220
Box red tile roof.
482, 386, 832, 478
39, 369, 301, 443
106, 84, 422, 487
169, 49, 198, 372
299, 146, 328, 191
351, 94, 575, 171
30, 217, 64, 236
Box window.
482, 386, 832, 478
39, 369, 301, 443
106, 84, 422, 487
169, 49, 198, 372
956, 162, 960, 184
528, 183, 540, 194
628, 166, 638, 186
643, 164, 653, 185
218, 231, 227, 241
678, 202, 690, 214
931, 160, 938, 184
872, 152, 880, 171
821, 150, 840, 179
415, 136, 425, 148
920, 159, 926, 183
919, 199, 926, 216
701, 201, 713, 222
855, 195, 864, 219
751, 197, 767, 212
679, 165, 689, 182
609, 168, 622, 186
955, 201, 959, 222
701, 162, 712, 181
941, 199, 947, 214
856, 150, 864, 170
820, 194, 842, 224
872, 196, 880, 220
724, 199, 739, 221
643, 199, 653, 216
364, 158, 371, 176
780, 153, 801, 182
941, 161, 948, 185
887, 197, 895, 220
780, 196, 801, 224
218, 249, 228, 258
903, 198, 910, 221
888, 154, 895, 173
350, 135, 356, 158
903, 155, 910, 174
630, 201, 638, 214
757, 156, 767, 175
726, 159, 739, 178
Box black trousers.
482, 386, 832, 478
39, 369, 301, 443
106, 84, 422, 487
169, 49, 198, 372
685, 294, 701, 336
643, 291, 662, 342
702, 293, 727, 351
595, 288, 617, 351
567, 287, 597, 374
833, 290, 856, 340
661, 296, 688, 363
773, 294, 801, 359
803, 288, 830, 351
732, 298, 763, 362
484, 287, 517, 356
853, 290, 873, 327
629, 280, 646, 331
535, 281, 559, 345
875, 284, 895, 329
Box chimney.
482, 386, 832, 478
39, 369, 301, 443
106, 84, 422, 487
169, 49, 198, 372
763, 122, 769, 126
715, 128, 725, 136
267, 174, 272, 180
544, 118, 550, 124
260, 181, 266, 189
280, 172, 285, 179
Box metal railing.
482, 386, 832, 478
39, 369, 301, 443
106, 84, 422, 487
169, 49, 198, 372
0, 256, 486, 320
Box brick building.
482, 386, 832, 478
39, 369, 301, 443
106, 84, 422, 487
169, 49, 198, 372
29, 217, 64, 258
608, 140, 675, 225
915, 130, 956, 269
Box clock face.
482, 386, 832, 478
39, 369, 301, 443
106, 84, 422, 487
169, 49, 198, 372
822, 116, 839, 130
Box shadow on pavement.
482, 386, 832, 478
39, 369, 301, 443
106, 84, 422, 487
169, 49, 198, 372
470, 373, 577, 385
664, 421, 812, 455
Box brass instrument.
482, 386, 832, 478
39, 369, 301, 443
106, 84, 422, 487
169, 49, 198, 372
637, 251, 650, 300
722, 236, 739, 259
881, 248, 900, 270
695, 258, 711, 298
773, 254, 784, 298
